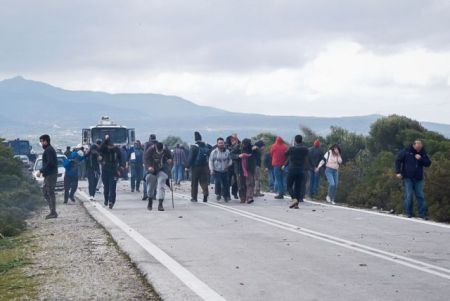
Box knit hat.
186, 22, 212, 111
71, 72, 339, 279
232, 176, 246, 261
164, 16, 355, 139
313, 139, 321, 147
255, 140, 265, 148
194, 131, 202, 142
149, 134, 156, 141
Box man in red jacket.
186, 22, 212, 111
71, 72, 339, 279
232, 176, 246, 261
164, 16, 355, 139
270, 136, 288, 199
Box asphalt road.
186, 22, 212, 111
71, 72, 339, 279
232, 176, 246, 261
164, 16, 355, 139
77, 181, 450, 301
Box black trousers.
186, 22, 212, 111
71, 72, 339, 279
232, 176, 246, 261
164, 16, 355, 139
43, 174, 57, 214
191, 166, 209, 200
102, 169, 117, 205
287, 169, 304, 201
64, 175, 78, 202
87, 169, 100, 197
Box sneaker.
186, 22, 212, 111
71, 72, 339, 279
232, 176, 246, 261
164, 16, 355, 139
331, 200, 336, 205
216, 195, 221, 201
233, 194, 239, 200
191, 198, 198, 202
70, 197, 76, 203
289, 199, 299, 209
147, 198, 153, 211
142, 195, 148, 201
247, 199, 254, 204
104, 200, 108, 206
224, 197, 230, 203
274, 195, 284, 200
158, 200, 164, 211
45, 213, 58, 219
326, 196, 331, 203
203, 196, 208, 203
293, 204, 299, 209
109, 203, 114, 209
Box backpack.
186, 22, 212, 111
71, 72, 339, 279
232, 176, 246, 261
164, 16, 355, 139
194, 144, 209, 166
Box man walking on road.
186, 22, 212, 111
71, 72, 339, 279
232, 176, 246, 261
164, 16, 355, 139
142, 134, 158, 201
85, 140, 101, 201
187, 131, 210, 203
285, 135, 309, 209
172, 144, 187, 185
395, 139, 432, 219
129, 140, 144, 193
99, 136, 123, 209
144, 142, 173, 211
38, 134, 58, 219
63, 151, 84, 204
209, 137, 232, 202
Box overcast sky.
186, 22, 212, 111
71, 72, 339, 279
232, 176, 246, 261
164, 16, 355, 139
1, 0, 449, 123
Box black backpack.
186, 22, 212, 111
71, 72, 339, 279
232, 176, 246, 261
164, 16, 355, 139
194, 144, 209, 166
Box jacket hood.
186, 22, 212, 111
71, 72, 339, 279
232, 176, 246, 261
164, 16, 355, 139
275, 137, 284, 145
69, 151, 78, 159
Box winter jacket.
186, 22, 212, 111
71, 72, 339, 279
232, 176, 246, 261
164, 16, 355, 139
100, 143, 123, 174
128, 146, 144, 166
85, 144, 100, 172
145, 148, 173, 175
285, 144, 309, 172
270, 137, 288, 167
64, 151, 82, 178
395, 145, 432, 181
40, 144, 58, 177
308, 146, 324, 171
188, 142, 210, 168
209, 148, 232, 172
173, 147, 187, 166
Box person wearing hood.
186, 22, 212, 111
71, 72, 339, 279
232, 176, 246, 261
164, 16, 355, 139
227, 134, 241, 200
142, 134, 158, 200
233, 138, 259, 204
99, 136, 124, 209
187, 131, 210, 202
308, 139, 324, 198
144, 142, 173, 211
285, 135, 309, 209
38, 134, 58, 219
63, 151, 84, 204
209, 137, 232, 202
85, 140, 101, 201
395, 140, 432, 219
129, 140, 144, 193
270, 136, 288, 199
316, 144, 343, 205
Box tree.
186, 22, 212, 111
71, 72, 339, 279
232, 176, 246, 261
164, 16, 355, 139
161, 136, 189, 150
324, 126, 366, 163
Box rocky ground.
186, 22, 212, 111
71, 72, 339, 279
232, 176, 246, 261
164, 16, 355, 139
21, 191, 161, 301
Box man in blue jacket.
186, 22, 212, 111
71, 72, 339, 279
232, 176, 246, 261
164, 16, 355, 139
63, 151, 84, 204
395, 140, 432, 219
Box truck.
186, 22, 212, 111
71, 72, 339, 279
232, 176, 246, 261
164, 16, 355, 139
82, 116, 136, 147
5, 138, 37, 162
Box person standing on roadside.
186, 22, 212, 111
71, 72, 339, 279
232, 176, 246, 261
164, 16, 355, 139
316, 144, 342, 205
209, 137, 232, 202
395, 140, 432, 219
85, 140, 101, 201
270, 136, 288, 199
187, 131, 210, 203
172, 144, 187, 185
285, 135, 309, 209
63, 151, 84, 204
129, 140, 144, 193
308, 139, 324, 199
38, 134, 58, 219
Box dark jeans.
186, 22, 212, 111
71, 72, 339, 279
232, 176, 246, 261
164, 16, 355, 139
43, 173, 57, 214
287, 169, 304, 201
308, 170, 320, 197
228, 169, 239, 197
274, 166, 285, 196
214, 171, 230, 198
64, 175, 78, 202
87, 169, 100, 197
403, 178, 426, 218
102, 169, 118, 205
130, 164, 143, 191
191, 166, 209, 200
267, 168, 275, 191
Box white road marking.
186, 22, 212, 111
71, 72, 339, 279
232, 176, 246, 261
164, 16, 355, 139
174, 192, 450, 281
265, 191, 450, 230
77, 190, 226, 301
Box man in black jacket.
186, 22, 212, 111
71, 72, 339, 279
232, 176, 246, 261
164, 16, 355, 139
285, 135, 309, 209
395, 140, 432, 219
38, 134, 58, 219
187, 131, 209, 202
99, 136, 123, 209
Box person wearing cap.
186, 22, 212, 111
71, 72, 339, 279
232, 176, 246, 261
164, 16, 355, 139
63, 151, 84, 204
142, 134, 158, 201
308, 139, 324, 199
187, 131, 210, 202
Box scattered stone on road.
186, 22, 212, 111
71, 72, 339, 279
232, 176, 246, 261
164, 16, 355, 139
24, 193, 161, 301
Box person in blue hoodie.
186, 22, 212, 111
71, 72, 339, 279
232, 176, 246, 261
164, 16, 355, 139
395, 140, 432, 219
63, 151, 84, 204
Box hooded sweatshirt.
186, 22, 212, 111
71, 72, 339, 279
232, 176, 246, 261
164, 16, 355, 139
209, 147, 232, 172
270, 137, 288, 167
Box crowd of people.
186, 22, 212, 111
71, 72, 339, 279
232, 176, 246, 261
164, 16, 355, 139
37, 132, 431, 220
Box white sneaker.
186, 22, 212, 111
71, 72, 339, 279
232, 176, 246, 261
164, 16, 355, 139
89, 197, 93, 201
326, 195, 331, 203
331, 200, 336, 205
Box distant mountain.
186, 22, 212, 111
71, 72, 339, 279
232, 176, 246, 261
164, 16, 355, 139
1, 76, 449, 146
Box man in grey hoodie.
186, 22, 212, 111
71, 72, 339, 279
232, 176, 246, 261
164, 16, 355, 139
209, 137, 232, 202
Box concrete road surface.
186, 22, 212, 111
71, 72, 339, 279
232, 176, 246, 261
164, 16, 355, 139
77, 181, 450, 301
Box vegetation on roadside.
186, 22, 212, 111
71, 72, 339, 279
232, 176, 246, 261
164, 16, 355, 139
0, 138, 44, 237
